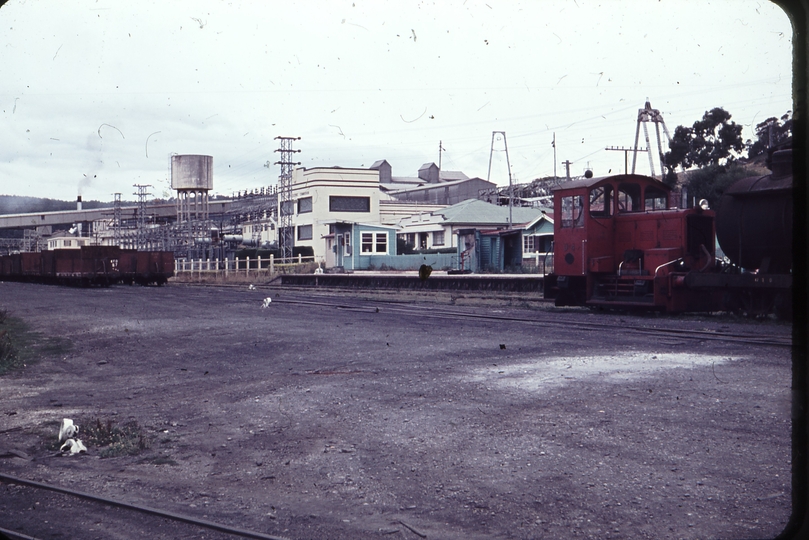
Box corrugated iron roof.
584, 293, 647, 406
437, 199, 544, 226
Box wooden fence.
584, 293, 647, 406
175, 255, 316, 278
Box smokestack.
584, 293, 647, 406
77, 196, 82, 211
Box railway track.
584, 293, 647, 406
0, 473, 292, 540
263, 292, 793, 349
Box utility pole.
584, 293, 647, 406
487, 131, 513, 228
274, 136, 301, 262
438, 140, 445, 170
562, 160, 572, 181
606, 146, 648, 174
552, 133, 557, 183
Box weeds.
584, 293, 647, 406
80, 418, 152, 458
0, 310, 72, 375
0, 309, 21, 374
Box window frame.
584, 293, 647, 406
589, 185, 614, 218
523, 235, 535, 253
617, 183, 642, 213
432, 230, 445, 246
297, 224, 313, 241
560, 195, 584, 228
329, 196, 371, 213
644, 186, 668, 211
361, 232, 374, 253
297, 196, 313, 214
375, 232, 388, 254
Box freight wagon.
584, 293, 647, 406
0, 246, 174, 287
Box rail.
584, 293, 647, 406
175, 254, 316, 277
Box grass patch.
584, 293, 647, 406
0, 309, 73, 375
80, 418, 152, 458
37, 417, 153, 458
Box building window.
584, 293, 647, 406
297, 224, 313, 240
361, 232, 388, 254
361, 233, 374, 253
64, 240, 72, 246
432, 230, 445, 246
297, 197, 312, 214
330, 196, 370, 213
280, 200, 294, 216
375, 233, 387, 253
523, 235, 535, 253
344, 232, 351, 256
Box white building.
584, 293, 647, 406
46, 230, 94, 250
286, 165, 383, 264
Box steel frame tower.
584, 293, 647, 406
487, 131, 514, 228
274, 136, 301, 261
113, 193, 122, 247
134, 184, 152, 251
631, 100, 673, 178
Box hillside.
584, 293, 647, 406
0, 195, 123, 215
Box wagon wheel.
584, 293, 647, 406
742, 290, 775, 319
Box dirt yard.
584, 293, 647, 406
0, 281, 793, 539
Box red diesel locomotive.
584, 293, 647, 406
544, 161, 792, 316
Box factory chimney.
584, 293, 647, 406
77, 196, 82, 211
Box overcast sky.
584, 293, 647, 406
0, 0, 793, 202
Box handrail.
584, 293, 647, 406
654, 258, 683, 278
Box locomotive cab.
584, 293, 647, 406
547, 173, 718, 313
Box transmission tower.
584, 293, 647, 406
113, 193, 122, 247
631, 100, 673, 178
487, 131, 514, 228
274, 136, 301, 261
134, 184, 152, 251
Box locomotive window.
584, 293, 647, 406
617, 183, 641, 212
645, 186, 668, 210
561, 195, 584, 228
589, 185, 613, 218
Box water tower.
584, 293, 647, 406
171, 154, 213, 223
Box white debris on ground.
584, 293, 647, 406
57, 418, 86, 456
261, 297, 272, 308
249, 284, 256, 290
58, 418, 78, 442
59, 438, 87, 455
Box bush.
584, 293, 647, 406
80, 418, 152, 458
685, 163, 765, 211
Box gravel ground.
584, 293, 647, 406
0, 281, 793, 539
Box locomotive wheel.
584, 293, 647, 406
773, 292, 792, 321
742, 291, 776, 319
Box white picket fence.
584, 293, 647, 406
175, 255, 316, 277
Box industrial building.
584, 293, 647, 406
0, 151, 555, 274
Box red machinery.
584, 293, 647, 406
544, 173, 722, 313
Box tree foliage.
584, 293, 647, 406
663, 107, 744, 170
746, 111, 792, 158
683, 162, 759, 211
